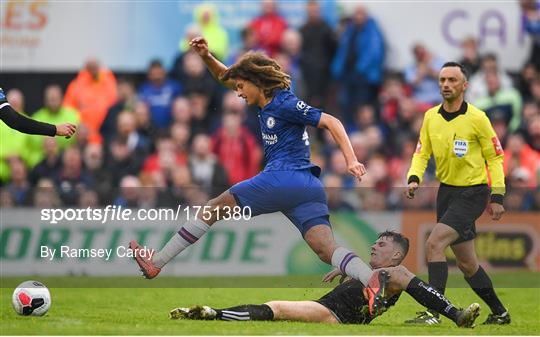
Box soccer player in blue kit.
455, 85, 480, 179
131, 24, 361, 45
131, 37, 385, 314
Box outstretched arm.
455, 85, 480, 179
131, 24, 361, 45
317, 113, 366, 181
0, 101, 76, 137
189, 37, 236, 90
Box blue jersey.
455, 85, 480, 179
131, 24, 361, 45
259, 90, 322, 173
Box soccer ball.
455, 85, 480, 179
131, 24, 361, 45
12, 281, 51, 316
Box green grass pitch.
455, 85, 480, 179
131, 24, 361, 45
1, 272, 539, 335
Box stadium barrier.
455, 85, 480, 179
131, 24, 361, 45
1, 209, 538, 276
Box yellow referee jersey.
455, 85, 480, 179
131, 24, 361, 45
407, 102, 505, 195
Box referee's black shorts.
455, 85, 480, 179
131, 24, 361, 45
437, 183, 490, 244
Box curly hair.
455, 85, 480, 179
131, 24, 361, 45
220, 51, 291, 98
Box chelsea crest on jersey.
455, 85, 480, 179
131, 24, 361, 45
258, 90, 322, 172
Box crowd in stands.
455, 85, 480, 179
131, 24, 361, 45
1, 0, 539, 212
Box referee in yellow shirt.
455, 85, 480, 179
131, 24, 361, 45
405, 62, 510, 325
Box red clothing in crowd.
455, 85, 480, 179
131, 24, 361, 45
250, 13, 287, 56
142, 152, 187, 174
503, 143, 540, 188
212, 126, 261, 185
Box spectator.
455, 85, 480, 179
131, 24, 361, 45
63, 58, 117, 143
323, 173, 355, 211
138, 59, 182, 129
327, 148, 356, 190
280, 30, 304, 95
378, 74, 411, 125
249, 0, 287, 56
5, 157, 31, 205
193, 3, 228, 61
227, 27, 262, 65
189, 133, 229, 198
116, 111, 151, 157
26, 85, 80, 166
504, 133, 540, 188
529, 75, 540, 107
299, 0, 337, 108
133, 101, 158, 144
181, 51, 219, 98
142, 134, 187, 178
212, 109, 261, 185
172, 24, 203, 82
525, 114, 540, 151
331, 5, 385, 126
384, 97, 420, 152
33, 178, 62, 208
54, 147, 92, 206
516, 62, 537, 102
474, 70, 523, 132
157, 165, 192, 207
79, 190, 100, 208
29, 137, 61, 185
101, 78, 138, 144
171, 97, 192, 125
107, 137, 143, 186
459, 37, 481, 76
83, 143, 112, 204
170, 122, 191, 159
114, 175, 141, 208
467, 53, 513, 102
189, 92, 212, 134
404, 42, 444, 108
520, 0, 540, 71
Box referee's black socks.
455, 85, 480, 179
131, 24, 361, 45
465, 266, 506, 315
428, 261, 448, 294
406, 277, 459, 322
216, 304, 274, 321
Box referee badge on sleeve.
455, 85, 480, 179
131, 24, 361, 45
491, 136, 503, 155
453, 139, 468, 157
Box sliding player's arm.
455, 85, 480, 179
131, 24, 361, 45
189, 37, 236, 90
318, 113, 366, 181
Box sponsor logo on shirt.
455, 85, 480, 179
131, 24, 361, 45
296, 100, 311, 115
453, 139, 468, 158
266, 116, 275, 129
262, 132, 278, 145
491, 136, 503, 155
302, 129, 309, 146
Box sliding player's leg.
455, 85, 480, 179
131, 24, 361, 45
170, 301, 338, 323
383, 265, 480, 328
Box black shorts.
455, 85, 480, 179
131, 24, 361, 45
315, 279, 371, 324
315, 280, 400, 324
437, 183, 490, 244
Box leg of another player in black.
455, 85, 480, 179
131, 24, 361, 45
385, 266, 460, 323
405, 277, 460, 322
216, 304, 274, 321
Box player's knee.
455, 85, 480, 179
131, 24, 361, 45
456, 259, 478, 277
264, 302, 280, 317
313, 246, 332, 264
425, 238, 444, 255
386, 266, 411, 291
